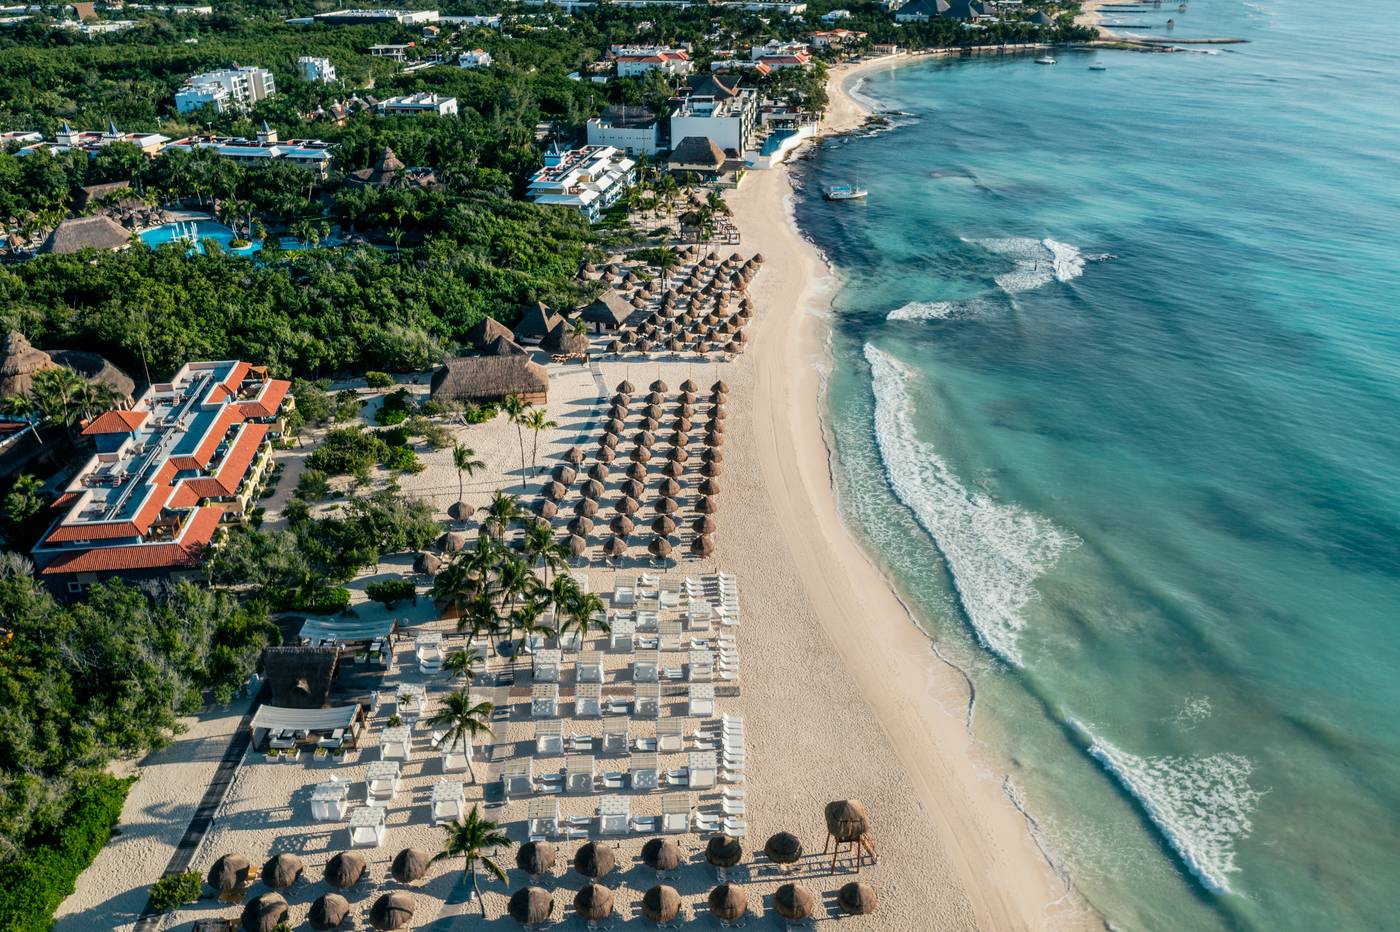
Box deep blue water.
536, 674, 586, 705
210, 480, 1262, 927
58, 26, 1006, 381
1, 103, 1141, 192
794, 2, 1400, 928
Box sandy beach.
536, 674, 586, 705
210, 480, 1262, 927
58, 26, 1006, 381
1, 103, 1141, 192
55, 56, 1095, 932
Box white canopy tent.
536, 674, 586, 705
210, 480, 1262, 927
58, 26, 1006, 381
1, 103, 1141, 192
576, 649, 604, 683
535, 720, 564, 756
532, 683, 560, 718
565, 753, 595, 795
689, 750, 718, 789
533, 648, 562, 682
502, 759, 534, 798
348, 805, 386, 848
633, 650, 660, 683
249, 704, 363, 751
604, 721, 630, 755
661, 793, 690, 834
609, 615, 636, 652
688, 683, 715, 718
432, 779, 465, 826
630, 751, 659, 791
298, 616, 397, 645
310, 779, 350, 821
576, 683, 602, 717
635, 682, 661, 718
597, 794, 631, 835
528, 797, 560, 838
365, 760, 401, 801
657, 719, 686, 754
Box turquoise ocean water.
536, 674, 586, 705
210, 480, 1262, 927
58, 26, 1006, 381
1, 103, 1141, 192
793, 2, 1400, 928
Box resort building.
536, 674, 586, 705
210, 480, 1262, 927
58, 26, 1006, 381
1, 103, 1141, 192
174, 66, 276, 114
39, 215, 132, 254
344, 147, 439, 188
668, 135, 729, 180
821, 7, 852, 20
13, 123, 171, 158
369, 43, 413, 62
377, 93, 459, 116
164, 123, 336, 178
457, 47, 493, 68
430, 355, 549, 406
586, 105, 662, 156
440, 13, 502, 27
32, 360, 291, 594
313, 8, 440, 25
514, 301, 566, 345
525, 143, 636, 223
611, 45, 692, 77
806, 28, 868, 48
579, 290, 634, 332
297, 56, 338, 83
668, 74, 758, 157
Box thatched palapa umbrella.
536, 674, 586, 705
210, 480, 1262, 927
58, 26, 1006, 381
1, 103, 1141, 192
704, 430, 724, 448
774, 884, 816, 923
565, 445, 585, 465
621, 478, 645, 500
648, 535, 673, 562
702, 460, 722, 478
662, 460, 684, 479
573, 841, 616, 880
680, 378, 698, 393
582, 479, 605, 500
508, 886, 554, 926
567, 534, 588, 559
642, 884, 682, 923
605, 416, 625, 434
824, 799, 876, 872
448, 500, 473, 523
703, 446, 723, 464
658, 477, 682, 498
391, 847, 430, 883
697, 496, 717, 515
692, 514, 717, 535
438, 530, 468, 553
705, 834, 744, 869
707, 883, 748, 924
699, 478, 721, 496
516, 839, 557, 879
607, 338, 623, 355
261, 852, 304, 889
575, 498, 600, 518
544, 481, 567, 501
324, 851, 366, 888
634, 429, 656, 448
641, 838, 684, 875
712, 379, 730, 394
588, 462, 609, 482
631, 446, 653, 464
654, 496, 678, 515
616, 495, 640, 516
626, 462, 648, 483
574, 883, 614, 923
691, 534, 715, 558
595, 444, 616, 464
601, 432, 619, 450
369, 892, 414, 930
209, 853, 252, 895
611, 514, 635, 537
604, 536, 627, 561
309, 892, 350, 930
569, 516, 594, 536
839, 880, 878, 915
533, 499, 557, 520
553, 465, 577, 486
652, 514, 677, 536
242, 892, 288, 932
765, 831, 804, 868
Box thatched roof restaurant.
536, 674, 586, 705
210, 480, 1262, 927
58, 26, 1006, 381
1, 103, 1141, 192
431, 355, 548, 406
40, 214, 131, 254
261, 646, 338, 708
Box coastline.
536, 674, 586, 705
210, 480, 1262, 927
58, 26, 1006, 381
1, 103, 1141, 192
724, 58, 1097, 929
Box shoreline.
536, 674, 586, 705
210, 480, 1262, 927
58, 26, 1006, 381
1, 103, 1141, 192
726, 57, 1098, 929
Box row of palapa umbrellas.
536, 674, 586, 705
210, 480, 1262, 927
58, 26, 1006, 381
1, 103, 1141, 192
543, 378, 731, 564
604, 251, 765, 359
211, 800, 875, 929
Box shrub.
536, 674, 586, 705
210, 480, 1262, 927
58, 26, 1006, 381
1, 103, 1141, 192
307, 428, 388, 477
0, 774, 133, 931
365, 371, 394, 389
384, 445, 424, 474
296, 468, 331, 500
378, 427, 410, 448
375, 405, 408, 426
464, 403, 498, 424
149, 870, 201, 911
365, 578, 417, 609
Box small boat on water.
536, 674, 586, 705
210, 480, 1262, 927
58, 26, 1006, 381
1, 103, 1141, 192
1089, 64, 1108, 70
824, 182, 868, 201
1035, 56, 1057, 65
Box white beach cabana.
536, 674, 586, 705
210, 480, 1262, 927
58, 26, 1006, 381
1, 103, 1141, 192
597, 794, 631, 835
249, 704, 363, 751
348, 805, 387, 848
535, 719, 564, 756
442, 737, 472, 774
533, 648, 562, 682
609, 615, 636, 652
604, 721, 630, 754
502, 759, 534, 798
528, 797, 561, 838
380, 725, 413, 761
633, 650, 660, 683
432, 779, 465, 826
635, 682, 661, 719
577, 649, 604, 683
688, 683, 715, 718
689, 750, 718, 790
299, 615, 397, 646
661, 793, 690, 834
688, 649, 715, 682
416, 631, 443, 674
566, 753, 595, 795
365, 762, 400, 806
577, 683, 603, 717
395, 684, 426, 723
657, 719, 686, 754
310, 779, 350, 821
636, 609, 660, 632
685, 599, 714, 631
532, 683, 560, 718
630, 751, 660, 790
659, 619, 684, 651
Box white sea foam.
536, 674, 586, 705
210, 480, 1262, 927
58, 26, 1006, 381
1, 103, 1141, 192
971, 236, 1089, 294
887, 300, 958, 321
1082, 727, 1263, 895
864, 344, 1077, 666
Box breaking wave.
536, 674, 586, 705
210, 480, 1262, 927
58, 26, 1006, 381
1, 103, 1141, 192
887, 300, 958, 321
1083, 727, 1263, 894
864, 344, 1077, 666
972, 236, 1090, 294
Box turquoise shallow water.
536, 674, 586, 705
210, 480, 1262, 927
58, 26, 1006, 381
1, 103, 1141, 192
794, 2, 1400, 928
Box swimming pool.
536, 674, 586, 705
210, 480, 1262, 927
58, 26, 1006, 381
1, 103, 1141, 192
139, 220, 323, 255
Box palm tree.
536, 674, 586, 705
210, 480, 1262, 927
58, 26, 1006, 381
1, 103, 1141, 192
444, 645, 485, 687
519, 520, 566, 584
480, 491, 521, 542
430, 805, 512, 916
452, 442, 485, 507
562, 590, 609, 648
501, 393, 530, 491
427, 691, 494, 783
521, 410, 557, 476
509, 596, 550, 671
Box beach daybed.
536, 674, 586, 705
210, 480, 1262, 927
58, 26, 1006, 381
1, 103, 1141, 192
535, 720, 564, 756
503, 759, 534, 798
310, 779, 351, 821
576, 682, 603, 717
630, 751, 660, 791
366, 760, 401, 801
566, 753, 595, 795
348, 805, 387, 848
532, 683, 560, 718
432, 779, 466, 826
661, 793, 691, 834
528, 797, 561, 839
597, 794, 631, 835
380, 725, 412, 761
249, 703, 363, 752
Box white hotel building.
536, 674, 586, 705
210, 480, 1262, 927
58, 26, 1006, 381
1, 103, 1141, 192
526, 144, 636, 223
174, 66, 276, 114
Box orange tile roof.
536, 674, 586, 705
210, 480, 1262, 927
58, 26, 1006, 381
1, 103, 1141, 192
81, 409, 147, 435
45, 520, 141, 543
41, 505, 221, 576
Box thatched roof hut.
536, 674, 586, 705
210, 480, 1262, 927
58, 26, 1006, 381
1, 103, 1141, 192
241, 892, 288, 932
431, 356, 548, 406
439, 530, 469, 552
707, 883, 748, 923
774, 883, 816, 922
604, 536, 627, 560
261, 647, 337, 709
838, 881, 878, 915
508, 886, 554, 925
581, 290, 634, 331
641, 838, 684, 873
0, 331, 57, 397
369, 891, 414, 930
324, 851, 366, 888
40, 214, 130, 254
309, 892, 351, 930
466, 315, 514, 350
516, 840, 557, 877
541, 321, 589, 358
208, 853, 252, 894
391, 847, 431, 883
825, 799, 871, 842
49, 348, 135, 401
514, 301, 563, 344
573, 883, 614, 922
483, 334, 530, 357
706, 834, 743, 868
573, 841, 616, 880
261, 852, 304, 889
642, 884, 682, 923
690, 534, 714, 558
